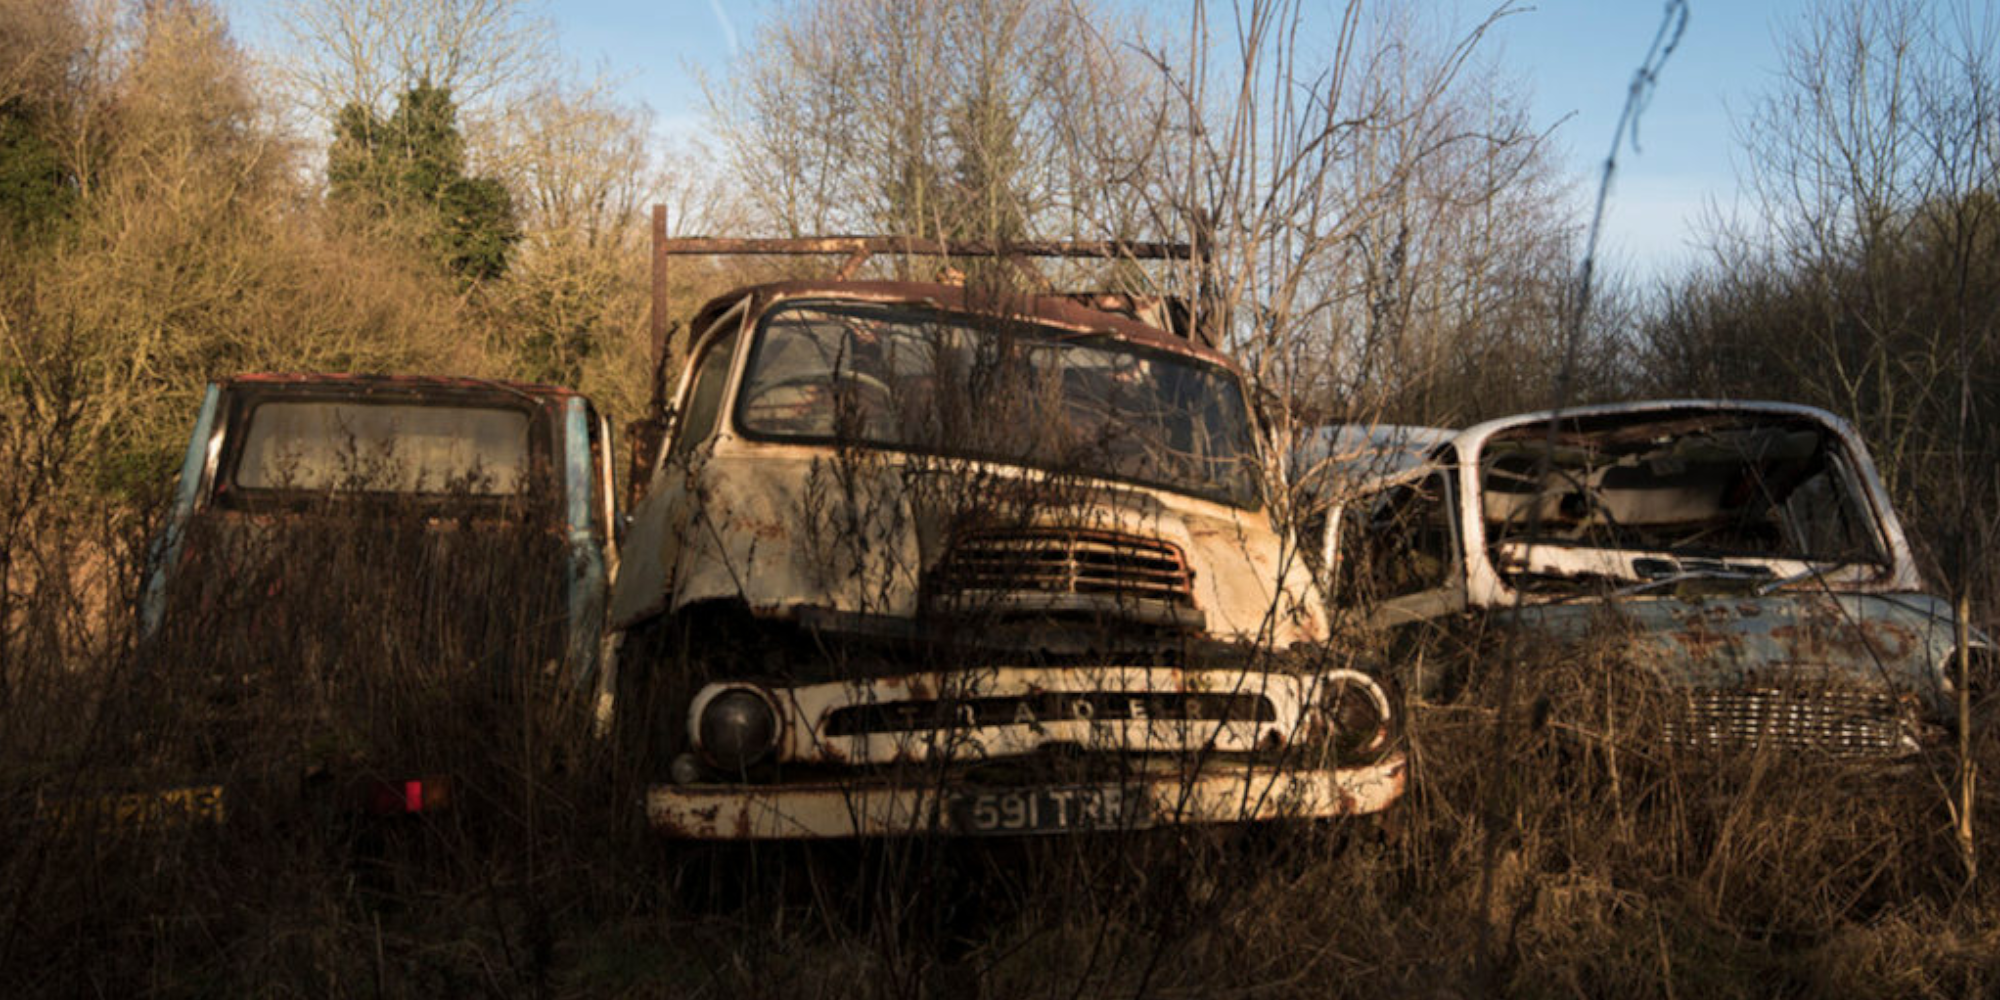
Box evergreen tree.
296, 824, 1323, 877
328, 81, 517, 280
0, 101, 73, 245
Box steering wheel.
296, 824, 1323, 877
743, 370, 895, 431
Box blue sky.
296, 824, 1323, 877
227, 0, 1817, 281
1487, 1, 1805, 279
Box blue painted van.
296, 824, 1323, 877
112, 373, 618, 823
1300, 401, 1992, 758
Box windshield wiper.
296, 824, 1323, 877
1755, 562, 1844, 596
1607, 566, 1774, 599
1523, 564, 1770, 603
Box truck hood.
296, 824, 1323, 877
612, 442, 1326, 647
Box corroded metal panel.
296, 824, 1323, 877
647, 756, 1407, 839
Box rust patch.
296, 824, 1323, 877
867, 674, 940, 701
721, 278, 1238, 369
1770, 618, 1918, 663
728, 515, 790, 543
225, 371, 579, 403
1668, 615, 1742, 662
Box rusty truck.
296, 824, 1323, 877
605, 236, 1405, 838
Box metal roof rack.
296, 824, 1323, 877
644, 213, 1218, 381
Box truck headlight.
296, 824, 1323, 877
694, 685, 782, 772
1316, 670, 1396, 762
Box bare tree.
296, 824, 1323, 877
705, 0, 1159, 247
1124, 1, 1579, 466
267, 0, 554, 128
0, 0, 83, 111
486, 77, 654, 389
704, 0, 1580, 428
496, 76, 654, 251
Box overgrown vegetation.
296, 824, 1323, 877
2, 0, 1998, 995
7, 530, 1999, 997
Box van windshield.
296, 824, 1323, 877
1478, 412, 1888, 590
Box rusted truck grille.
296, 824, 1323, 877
824, 690, 1276, 737
1666, 687, 1916, 756
928, 528, 1195, 606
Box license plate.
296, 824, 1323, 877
948, 786, 1144, 834
37, 784, 228, 831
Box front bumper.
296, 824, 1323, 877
32, 770, 453, 833
646, 754, 1406, 839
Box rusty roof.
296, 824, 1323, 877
221, 372, 582, 402
690, 280, 1243, 372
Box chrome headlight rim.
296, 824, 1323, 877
1313, 668, 1399, 763
690, 682, 785, 772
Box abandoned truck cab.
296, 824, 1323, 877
135, 374, 618, 819
609, 280, 1405, 838
1305, 400, 1988, 757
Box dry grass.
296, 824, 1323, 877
3, 511, 1999, 999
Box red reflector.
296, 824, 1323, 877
357, 776, 451, 815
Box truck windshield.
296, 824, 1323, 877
230, 401, 533, 496
736, 300, 1261, 507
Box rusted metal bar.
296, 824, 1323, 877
1187, 210, 1223, 348
832, 246, 872, 280
646, 758, 1406, 838
633, 205, 674, 504
655, 236, 1193, 260
649, 205, 670, 374
1957, 590, 1977, 884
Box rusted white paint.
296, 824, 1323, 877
608, 284, 1327, 647
646, 755, 1407, 839
685, 666, 1371, 765
1454, 401, 1921, 604
1309, 401, 1927, 634
615, 443, 1325, 645
608, 285, 1378, 839
1305, 400, 1992, 745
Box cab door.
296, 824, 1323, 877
1325, 466, 1473, 699
559, 396, 618, 688
139, 383, 223, 637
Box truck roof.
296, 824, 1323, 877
689, 280, 1245, 373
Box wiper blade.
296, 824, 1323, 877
1756, 562, 1843, 596
1527, 565, 1769, 603
1607, 566, 1773, 599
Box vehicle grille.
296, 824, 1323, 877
1665, 687, 1917, 756
824, 690, 1276, 737
927, 528, 1195, 607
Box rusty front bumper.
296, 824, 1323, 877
646, 754, 1406, 839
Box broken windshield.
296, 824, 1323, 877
735, 300, 1262, 507
1478, 412, 1888, 590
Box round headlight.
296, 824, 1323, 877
1318, 671, 1395, 762
697, 687, 781, 772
